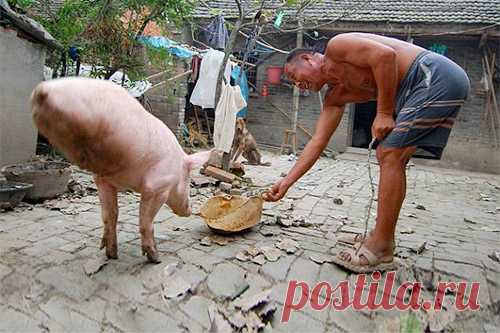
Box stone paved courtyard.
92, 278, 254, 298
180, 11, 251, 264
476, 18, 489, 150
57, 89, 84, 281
1, 151, 499, 332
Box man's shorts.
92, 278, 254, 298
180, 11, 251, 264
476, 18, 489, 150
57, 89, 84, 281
382, 51, 471, 159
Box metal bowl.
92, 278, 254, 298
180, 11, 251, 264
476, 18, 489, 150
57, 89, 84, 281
0, 181, 33, 209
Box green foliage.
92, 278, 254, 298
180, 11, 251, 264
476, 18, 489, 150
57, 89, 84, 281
7, 0, 35, 9
14, 0, 195, 79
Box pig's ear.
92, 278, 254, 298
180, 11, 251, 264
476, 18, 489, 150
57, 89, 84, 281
185, 149, 214, 172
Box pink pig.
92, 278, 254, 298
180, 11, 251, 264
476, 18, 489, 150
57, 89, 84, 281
31, 77, 212, 263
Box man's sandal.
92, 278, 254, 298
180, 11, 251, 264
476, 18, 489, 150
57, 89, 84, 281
336, 233, 365, 245
336, 233, 396, 251
330, 244, 398, 274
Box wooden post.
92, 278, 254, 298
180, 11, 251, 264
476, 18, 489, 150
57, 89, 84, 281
291, 18, 304, 154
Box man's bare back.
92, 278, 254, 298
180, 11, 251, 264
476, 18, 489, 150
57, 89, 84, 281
322, 33, 426, 106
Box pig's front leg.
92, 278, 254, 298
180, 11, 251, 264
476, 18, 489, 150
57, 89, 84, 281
94, 176, 119, 259
139, 192, 167, 264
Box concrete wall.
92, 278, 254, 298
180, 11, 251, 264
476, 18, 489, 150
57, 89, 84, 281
245, 36, 500, 174
0, 27, 46, 167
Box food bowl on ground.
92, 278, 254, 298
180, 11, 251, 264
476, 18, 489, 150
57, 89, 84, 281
0, 181, 33, 209
199, 194, 263, 233
1, 161, 72, 201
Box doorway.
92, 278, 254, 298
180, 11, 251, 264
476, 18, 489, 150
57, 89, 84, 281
352, 101, 377, 149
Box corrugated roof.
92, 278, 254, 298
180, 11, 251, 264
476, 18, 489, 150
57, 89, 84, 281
193, 0, 500, 25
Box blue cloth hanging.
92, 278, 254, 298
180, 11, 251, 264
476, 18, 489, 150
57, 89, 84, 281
231, 65, 249, 118
137, 36, 195, 59
205, 15, 229, 50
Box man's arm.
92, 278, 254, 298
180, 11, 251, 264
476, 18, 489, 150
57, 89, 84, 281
326, 34, 398, 117
264, 104, 344, 201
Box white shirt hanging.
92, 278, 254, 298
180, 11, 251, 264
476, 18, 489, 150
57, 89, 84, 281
213, 82, 247, 153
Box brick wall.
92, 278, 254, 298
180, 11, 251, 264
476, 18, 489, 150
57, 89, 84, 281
244, 35, 499, 173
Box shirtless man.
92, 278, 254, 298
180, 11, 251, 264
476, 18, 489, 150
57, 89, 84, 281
263, 33, 470, 273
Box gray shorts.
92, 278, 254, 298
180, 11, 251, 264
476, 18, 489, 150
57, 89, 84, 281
382, 51, 471, 159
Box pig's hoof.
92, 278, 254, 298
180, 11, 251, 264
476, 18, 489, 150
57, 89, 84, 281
142, 245, 161, 264
100, 236, 118, 259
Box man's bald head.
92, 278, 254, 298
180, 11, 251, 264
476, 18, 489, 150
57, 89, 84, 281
284, 48, 326, 92
286, 48, 317, 64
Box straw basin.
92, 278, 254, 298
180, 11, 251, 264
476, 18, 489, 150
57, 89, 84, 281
199, 194, 263, 233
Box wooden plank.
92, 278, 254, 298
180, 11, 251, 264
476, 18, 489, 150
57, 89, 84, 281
202, 165, 236, 183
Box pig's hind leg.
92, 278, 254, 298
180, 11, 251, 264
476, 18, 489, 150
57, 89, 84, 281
94, 176, 119, 259
139, 192, 166, 264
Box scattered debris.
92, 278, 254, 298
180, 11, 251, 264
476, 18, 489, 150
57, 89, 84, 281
409, 241, 427, 255
244, 311, 265, 331
479, 193, 492, 201
280, 172, 287, 177
200, 237, 212, 246
276, 216, 292, 227
309, 253, 334, 264
486, 210, 496, 214
400, 227, 415, 234
191, 175, 215, 188
261, 246, 281, 262
258, 303, 277, 321
292, 216, 312, 227
219, 182, 232, 193
488, 251, 500, 263
200, 235, 233, 246
463, 218, 477, 224
162, 274, 191, 299
252, 255, 266, 265
276, 238, 299, 254
481, 227, 500, 232
247, 246, 261, 257
333, 198, 343, 205
259, 226, 275, 237
228, 311, 246, 330
233, 289, 272, 312
208, 307, 233, 333
203, 166, 236, 183
83, 257, 108, 276
236, 251, 251, 262
416, 204, 426, 210
406, 213, 418, 218
230, 189, 244, 196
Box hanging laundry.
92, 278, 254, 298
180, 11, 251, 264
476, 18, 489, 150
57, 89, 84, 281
231, 65, 249, 118
213, 83, 247, 153
190, 49, 231, 109
137, 36, 195, 59
190, 55, 202, 83
205, 15, 229, 50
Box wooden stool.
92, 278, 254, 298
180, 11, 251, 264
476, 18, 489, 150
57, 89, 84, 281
281, 129, 297, 155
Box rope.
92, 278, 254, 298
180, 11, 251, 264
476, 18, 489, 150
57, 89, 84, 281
355, 137, 377, 255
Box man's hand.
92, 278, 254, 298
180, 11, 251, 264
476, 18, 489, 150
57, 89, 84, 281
262, 179, 291, 202
372, 113, 395, 141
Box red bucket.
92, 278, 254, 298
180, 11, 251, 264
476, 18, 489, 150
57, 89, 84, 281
266, 66, 283, 85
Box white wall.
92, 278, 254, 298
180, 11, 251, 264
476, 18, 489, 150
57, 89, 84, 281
0, 27, 46, 167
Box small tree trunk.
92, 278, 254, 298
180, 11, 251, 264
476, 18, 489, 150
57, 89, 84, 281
217, 19, 243, 171
291, 18, 304, 154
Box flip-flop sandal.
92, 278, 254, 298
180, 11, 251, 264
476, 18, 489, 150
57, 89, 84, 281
330, 244, 397, 274
336, 233, 365, 245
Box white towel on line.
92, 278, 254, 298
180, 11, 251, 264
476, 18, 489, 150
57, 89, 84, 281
190, 49, 231, 109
